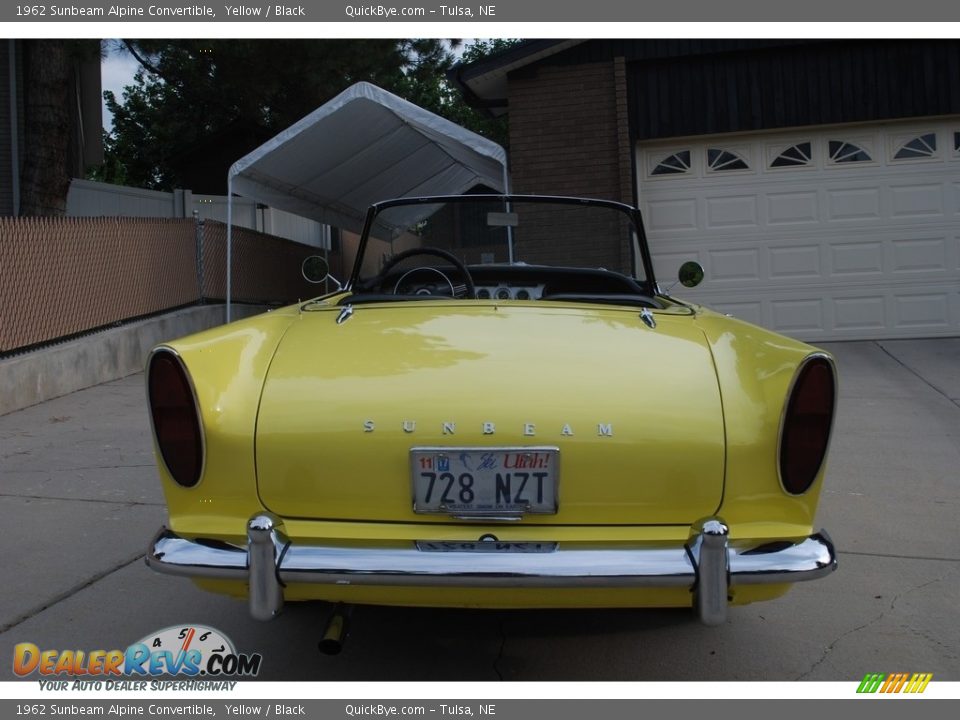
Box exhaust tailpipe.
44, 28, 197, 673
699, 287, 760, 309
318, 603, 352, 655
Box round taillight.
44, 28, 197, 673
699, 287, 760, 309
779, 356, 836, 495
148, 351, 203, 488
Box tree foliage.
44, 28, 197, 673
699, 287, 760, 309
438, 39, 520, 143
98, 39, 518, 194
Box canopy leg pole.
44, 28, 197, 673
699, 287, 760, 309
226, 178, 233, 323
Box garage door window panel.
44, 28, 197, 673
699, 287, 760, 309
828, 140, 873, 165
651, 150, 692, 177
770, 142, 813, 169
893, 133, 938, 161
707, 148, 750, 173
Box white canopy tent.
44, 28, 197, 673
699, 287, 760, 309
225, 81, 509, 319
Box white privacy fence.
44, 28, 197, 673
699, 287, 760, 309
67, 179, 330, 249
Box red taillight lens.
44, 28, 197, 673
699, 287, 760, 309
779, 356, 836, 495
148, 351, 203, 488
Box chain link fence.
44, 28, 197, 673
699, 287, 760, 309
0, 216, 322, 354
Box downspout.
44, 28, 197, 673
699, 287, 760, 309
9, 40, 20, 216
502, 158, 513, 263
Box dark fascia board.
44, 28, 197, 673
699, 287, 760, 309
449, 39, 833, 116
449, 40, 586, 114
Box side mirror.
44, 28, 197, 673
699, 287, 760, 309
301, 255, 330, 284
678, 261, 705, 288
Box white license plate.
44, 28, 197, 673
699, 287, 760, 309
411, 447, 559, 515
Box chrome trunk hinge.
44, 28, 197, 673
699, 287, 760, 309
640, 308, 656, 329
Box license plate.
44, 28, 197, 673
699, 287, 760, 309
416, 541, 557, 553
411, 447, 559, 516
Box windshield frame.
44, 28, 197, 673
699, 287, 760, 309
346, 194, 659, 295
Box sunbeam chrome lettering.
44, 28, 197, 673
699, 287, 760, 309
360, 420, 613, 437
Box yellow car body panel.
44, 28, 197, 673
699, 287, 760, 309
256, 302, 725, 525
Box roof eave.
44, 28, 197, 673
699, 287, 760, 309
450, 40, 587, 115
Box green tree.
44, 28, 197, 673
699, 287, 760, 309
99, 39, 516, 194
439, 39, 520, 149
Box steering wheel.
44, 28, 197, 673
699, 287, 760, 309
377, 247, 475, 299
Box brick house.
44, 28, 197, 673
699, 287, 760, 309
451, 40, 960, 341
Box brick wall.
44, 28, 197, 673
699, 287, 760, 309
612, 57, 634, 206
507, 60, 633, 205
506, 59, 635, 274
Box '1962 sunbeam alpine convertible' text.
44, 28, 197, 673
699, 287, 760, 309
145, 195, 838, 629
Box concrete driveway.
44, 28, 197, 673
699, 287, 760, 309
1, 338, 957, 682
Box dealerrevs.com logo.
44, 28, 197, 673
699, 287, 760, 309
13, 625, 262, 684
857, 673, 933, 694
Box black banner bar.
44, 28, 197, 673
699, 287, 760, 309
4, 0, 960, 23
2, 698, 959, 720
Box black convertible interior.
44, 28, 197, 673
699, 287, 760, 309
348, 256, 663, 309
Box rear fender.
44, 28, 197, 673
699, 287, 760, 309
149, 308, 298, 536
695, 309, 833, 530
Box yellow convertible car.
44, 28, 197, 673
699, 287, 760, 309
146, 195, 837, 636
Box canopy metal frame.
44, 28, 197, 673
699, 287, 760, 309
224, 82, 509, 320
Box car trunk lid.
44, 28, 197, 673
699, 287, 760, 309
255, 303, 724, 525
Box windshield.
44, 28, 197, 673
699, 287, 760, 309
350, 196, 653, 292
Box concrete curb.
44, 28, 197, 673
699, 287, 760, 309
0, 304, 267, 416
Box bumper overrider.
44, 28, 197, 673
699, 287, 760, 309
146, 515, 836, 625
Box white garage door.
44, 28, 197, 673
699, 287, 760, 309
638, 119, 960, 341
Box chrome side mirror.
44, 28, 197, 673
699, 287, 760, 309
302, 255, 330, 284
678, 261, 705, 288
302, 255, 343, 291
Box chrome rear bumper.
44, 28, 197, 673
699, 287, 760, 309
146, 515, 836, 625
